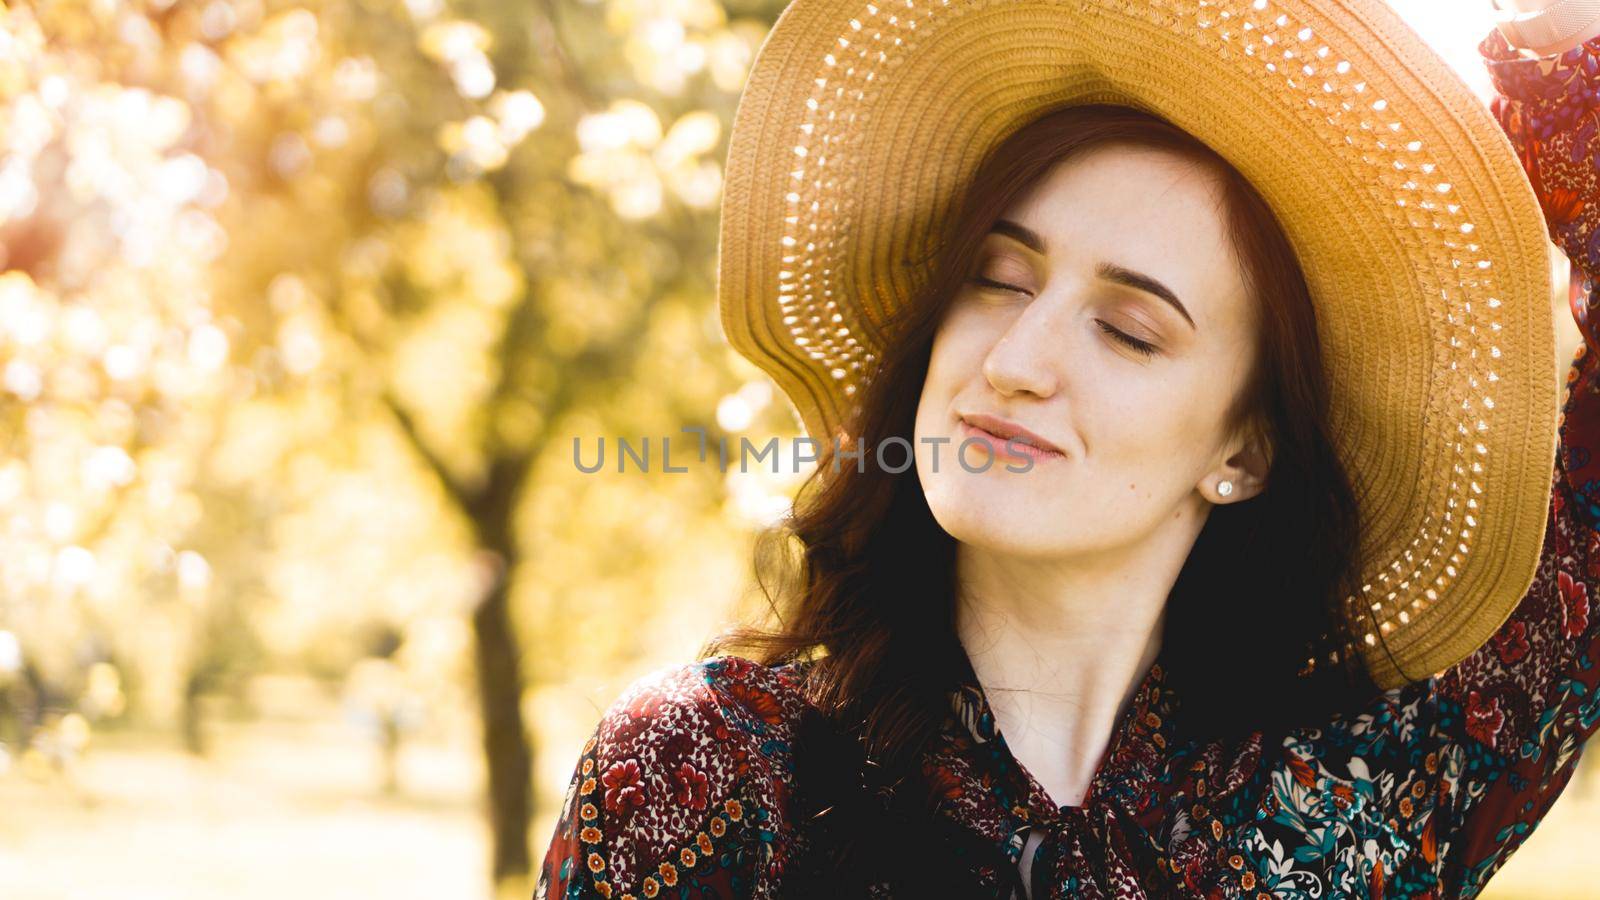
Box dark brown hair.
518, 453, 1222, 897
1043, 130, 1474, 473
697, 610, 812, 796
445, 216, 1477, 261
704, 103, 1386, 801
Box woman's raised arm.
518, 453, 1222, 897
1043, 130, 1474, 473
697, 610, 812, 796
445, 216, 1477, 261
1407, 23, 1600, 895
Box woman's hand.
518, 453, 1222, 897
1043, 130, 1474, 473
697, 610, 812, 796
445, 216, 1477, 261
1493, 0, 1600, 57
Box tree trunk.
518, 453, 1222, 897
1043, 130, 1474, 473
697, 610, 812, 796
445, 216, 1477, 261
472, 551, 533, 884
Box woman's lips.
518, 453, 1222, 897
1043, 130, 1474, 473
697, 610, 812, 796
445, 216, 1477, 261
957, 419, 1065, 464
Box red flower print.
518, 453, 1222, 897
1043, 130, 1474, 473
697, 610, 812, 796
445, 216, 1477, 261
626, 690, 663, 720
772, 773, 791, 813
922, 764, 964, 802
1546, 185, 1587, 228
602, 758, 647, 814
1420, 815, 1438, 865
1559, 569, 1591, 640
1464, 691, 1505, 747
1555, 505, 1572, 557
674, 762, 709, 810
719, 656, 757, 678
1520, 137, 1545, 199
1490, 620, 1530, 665
725, 682, 784, 725
1329, 782, 1354, 810
1287, 755, 1317, 789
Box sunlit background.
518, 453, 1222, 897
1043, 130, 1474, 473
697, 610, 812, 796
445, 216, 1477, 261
0, 1, 1592, 898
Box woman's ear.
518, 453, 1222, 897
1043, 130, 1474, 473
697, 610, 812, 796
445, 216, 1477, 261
1202, 421, 1272, 504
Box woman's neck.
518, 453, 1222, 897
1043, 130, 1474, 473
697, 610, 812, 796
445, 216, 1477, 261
952, 536, 1183, 808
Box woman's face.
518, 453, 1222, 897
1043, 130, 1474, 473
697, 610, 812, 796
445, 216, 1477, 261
913, 143, 1268, 559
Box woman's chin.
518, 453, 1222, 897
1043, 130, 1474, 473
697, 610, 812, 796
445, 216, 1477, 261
925, 493, 1081, 556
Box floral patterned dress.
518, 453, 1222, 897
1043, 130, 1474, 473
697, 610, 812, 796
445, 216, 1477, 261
536, 27, 1600, 900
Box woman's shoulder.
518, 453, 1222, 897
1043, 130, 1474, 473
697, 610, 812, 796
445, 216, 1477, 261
542, 655, 816, 898
576, 653, 819, 824
593, 654, 816, 754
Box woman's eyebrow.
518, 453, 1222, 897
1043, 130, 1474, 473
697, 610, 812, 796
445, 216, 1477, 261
989, 217, 1197, 331
1096, 262, 1196, 330
990, 218, 1048, 254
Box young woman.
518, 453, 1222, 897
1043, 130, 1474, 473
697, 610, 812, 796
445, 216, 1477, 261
539, 0, 1600, 896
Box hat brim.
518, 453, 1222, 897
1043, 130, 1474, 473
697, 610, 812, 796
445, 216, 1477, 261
716, 0, 1559, 689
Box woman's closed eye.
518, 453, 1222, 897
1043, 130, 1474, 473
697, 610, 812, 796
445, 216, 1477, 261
1095, 319, 1159, 358
967, 269, 1161, 358
968, 251, 1036, 295
970, 274, 1030, 294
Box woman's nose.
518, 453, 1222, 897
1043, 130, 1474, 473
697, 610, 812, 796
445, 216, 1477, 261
980, 301, 1062, 399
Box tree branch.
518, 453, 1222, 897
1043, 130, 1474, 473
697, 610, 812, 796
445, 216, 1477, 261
381, 387, 473, 509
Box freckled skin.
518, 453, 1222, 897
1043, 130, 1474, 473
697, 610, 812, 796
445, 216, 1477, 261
913, 143, 1270, 560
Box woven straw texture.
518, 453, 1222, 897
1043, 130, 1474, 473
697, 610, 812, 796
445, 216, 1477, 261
716, 0, 1560, 689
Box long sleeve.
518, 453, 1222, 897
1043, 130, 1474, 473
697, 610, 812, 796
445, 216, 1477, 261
1417, 26, 1600, 897
533, 656, 807, 900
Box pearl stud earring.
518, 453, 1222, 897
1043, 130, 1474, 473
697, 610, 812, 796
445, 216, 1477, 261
1217, 480, 1235, 498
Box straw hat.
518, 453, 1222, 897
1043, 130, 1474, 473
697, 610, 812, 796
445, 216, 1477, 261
715, 0, 1560, 690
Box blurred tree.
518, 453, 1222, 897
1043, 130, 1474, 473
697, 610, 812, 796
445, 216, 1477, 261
155, 0, 789, 889
0, 0, 805, 893
287, 0, 772, 879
